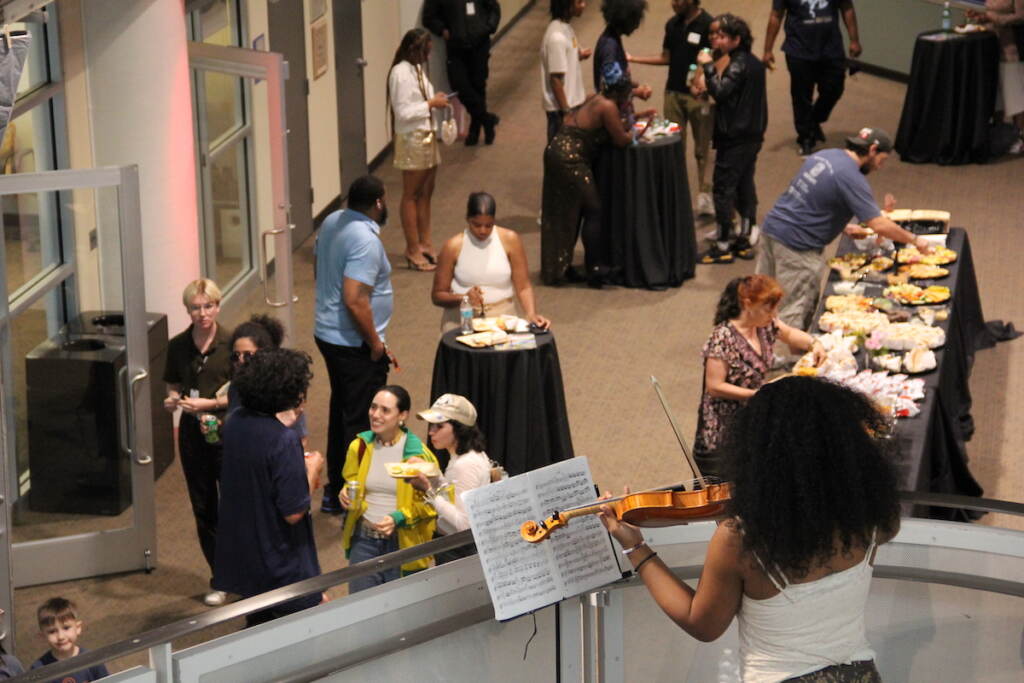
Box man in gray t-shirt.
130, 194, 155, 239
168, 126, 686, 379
757, 127, 933, 330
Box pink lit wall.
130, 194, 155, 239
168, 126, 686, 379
81, 0, 199, 332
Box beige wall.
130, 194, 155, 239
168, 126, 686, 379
246, 1, 275, 261
306, 0, 341, 216
362, 0, 403, 164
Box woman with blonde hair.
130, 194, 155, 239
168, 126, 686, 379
389, 28, 449, 271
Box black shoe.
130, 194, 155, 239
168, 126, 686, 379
586, 264, 611, 289
732, 237, 755, 260
563, 266, 586, 283
320, 493, 343, 515
700, 244, 734, 265
483, 113, 500, 145
798, 139, 815, 157
814, 123, 825, 143
466, 120, 481, 146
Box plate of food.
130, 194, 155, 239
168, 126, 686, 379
902, 346, 937, 374
884, 283, 951, 305
824, 294, 876, 312
883, 322, 946, 350
828, 253, 893, 272
385, 461, 441, 478
896, 245, 957, 265
898, 263, 949, 280
818, 310, 890, 335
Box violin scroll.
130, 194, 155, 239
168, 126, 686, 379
520, 513, 568, 543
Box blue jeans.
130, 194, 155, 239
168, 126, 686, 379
347, 532, 400, 594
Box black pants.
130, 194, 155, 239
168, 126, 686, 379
713, 140, 762, 243
786, 55, 846, 144
314, 337, 389, 497
546, 111, 562, 142
178, 413, 221, 575
446, 41, 491, 126
578, 180, 605, 272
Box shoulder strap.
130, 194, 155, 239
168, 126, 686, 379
357, 437, 368, 466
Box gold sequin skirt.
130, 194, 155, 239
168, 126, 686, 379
394, 129, 441, 171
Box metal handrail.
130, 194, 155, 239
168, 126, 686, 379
15, 492, 1024, 682
15, 530, 475, 682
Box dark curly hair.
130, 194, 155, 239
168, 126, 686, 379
720, 377, 900, 579
230, 314, 284, 352
432, 421, 487, 455
234, 348, 313, 415
551, 0, 575, 21
714, 13, 754, 53
601, 0, 647, 36
713, 275, 783, 325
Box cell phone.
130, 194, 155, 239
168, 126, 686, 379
529, 323, 551, 334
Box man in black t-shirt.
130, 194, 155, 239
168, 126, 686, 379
763, 0, 862, 156
629, 0, 714, 215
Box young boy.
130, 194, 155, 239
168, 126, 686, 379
31, 597, 110, 682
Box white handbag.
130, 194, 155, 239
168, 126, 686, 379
439, 105, 458, 146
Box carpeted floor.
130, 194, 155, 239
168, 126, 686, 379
11, 0, 1023, 672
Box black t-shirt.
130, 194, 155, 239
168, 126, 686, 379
593, 27, 629, 91
664, 9, 713, 93
213, 408, 321, 612
774, 0, 846, 61
162, 324, 232, 399
30, 649, 109, 682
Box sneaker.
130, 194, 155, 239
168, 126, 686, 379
732, 237, 755, 260
700, 244, 734, 264
701, 226, 719, 242
204, 590, 227, 606
748, 223, 761, 247
1010, 136, 1024, 155
799, 139, 815, 157
696, 192, 715, 216
320, 493, 343, 515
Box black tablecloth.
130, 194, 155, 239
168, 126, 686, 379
895, 30, 1000, 165
430, 330, 574, 477
816, 229, 986, 519
593, 134, 697, 289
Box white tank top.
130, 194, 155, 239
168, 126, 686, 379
451, 229, 515, 303
738, 531, 878, 682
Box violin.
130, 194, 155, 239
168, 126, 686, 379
520, 479, 732, 543
521, 376, 734, 543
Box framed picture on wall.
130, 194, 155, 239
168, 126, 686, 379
311, 15, 328, 80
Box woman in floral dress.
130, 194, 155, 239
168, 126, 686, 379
694, 275, 824, 477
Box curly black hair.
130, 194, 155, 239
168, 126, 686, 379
551, 0, 575, 21
713, 277, 745, 325
601, 0, 647, 36
720, 376, 900, 579
234, 348, 313, 415
230, 314, 284, 352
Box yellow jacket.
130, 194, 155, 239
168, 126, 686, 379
341, 428, 438, 573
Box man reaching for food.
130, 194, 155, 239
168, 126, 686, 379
755, 127, 933, 331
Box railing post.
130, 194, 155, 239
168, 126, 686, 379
149, 642, 173, 683
595, 589, 624, 682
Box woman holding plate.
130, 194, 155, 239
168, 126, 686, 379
432, 191, 550, 333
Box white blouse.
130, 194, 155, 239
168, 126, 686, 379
432, 449, 492, 536
389, 60, 435, 135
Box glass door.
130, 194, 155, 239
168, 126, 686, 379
0, 167, 156, 595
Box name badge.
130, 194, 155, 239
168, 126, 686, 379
466, 1, 475, 16
687, 32, 701, 45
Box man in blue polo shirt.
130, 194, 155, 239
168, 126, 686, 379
757, 127, 933, 331
763, 0, 862, 157
314, 175, 394, 513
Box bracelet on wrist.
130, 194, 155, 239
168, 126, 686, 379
622, 541, 647, 556
634, 551, 658, 573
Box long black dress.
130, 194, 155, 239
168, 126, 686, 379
540, 120, 609, 285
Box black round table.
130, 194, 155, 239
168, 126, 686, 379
895, 30, 1000, 165
593, 134, 697, 290
430, 329, 574, 477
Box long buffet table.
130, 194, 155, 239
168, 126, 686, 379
813, 228, 986, 519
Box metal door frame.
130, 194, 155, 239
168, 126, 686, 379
0, 166, 154, 647
187, 41, 295, 340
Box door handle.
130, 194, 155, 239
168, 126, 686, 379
355, 57, 368, 68
119, 367, 152, 465
260, 227, 300, 307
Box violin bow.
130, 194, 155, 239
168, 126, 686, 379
650, 375, 707, 489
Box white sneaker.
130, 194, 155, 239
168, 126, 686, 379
1010, 137, 1024, 155
748, 223, 761, 246
696, 192, 715, 216
204, 590, 228, 606
702, 226, 719, 242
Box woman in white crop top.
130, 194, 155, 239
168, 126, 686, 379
432, 191, 551, 332
600, 377, 901, 682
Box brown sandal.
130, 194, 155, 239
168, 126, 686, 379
405, 257, 436, 272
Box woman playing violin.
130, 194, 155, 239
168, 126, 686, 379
602, 377, 900, 682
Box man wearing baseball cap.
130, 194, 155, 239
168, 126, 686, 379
756, 126, 933, 331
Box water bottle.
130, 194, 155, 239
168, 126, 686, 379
685, 63, 698, 88
941, 1, 952, 31
202, 414, 220, 444
459, 295, 474, 334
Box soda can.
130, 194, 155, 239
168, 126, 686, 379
345, 479, 360, 504
202, 414, 220, 444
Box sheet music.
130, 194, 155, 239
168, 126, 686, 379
465, 457, 623, 622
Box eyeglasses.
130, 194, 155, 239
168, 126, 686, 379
231, 350, 254, 363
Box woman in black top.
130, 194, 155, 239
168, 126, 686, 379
695, 14, 767, 264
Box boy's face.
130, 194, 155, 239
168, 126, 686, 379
41, 618, 81, 657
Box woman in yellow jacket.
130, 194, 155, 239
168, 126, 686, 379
339, 385, 438, 593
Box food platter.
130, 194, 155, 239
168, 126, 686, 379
385, 461, 441, 478
828, 253, 893, 272
883, 283, 951, 305
824, 294, 875, 312
896, 245, 957, 265
897, 263, 949, 280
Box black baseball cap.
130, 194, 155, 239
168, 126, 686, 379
847, 127, 893, 153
